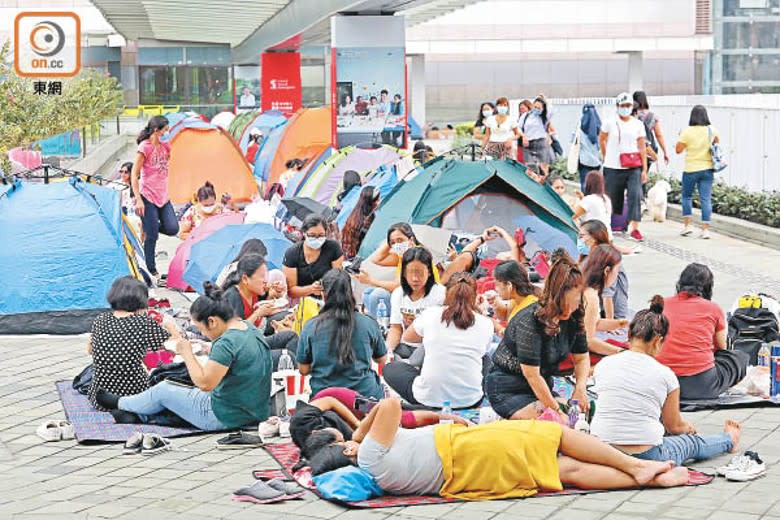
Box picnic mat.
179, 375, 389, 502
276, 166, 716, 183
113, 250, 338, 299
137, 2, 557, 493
681, 394, 780, 412
56, 380, 204, 443
260, 441, 714, 508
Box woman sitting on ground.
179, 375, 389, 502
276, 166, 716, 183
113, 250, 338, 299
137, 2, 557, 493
297, 269, 387, 400
341, 186, 380, 260
88, 276, 179, 411
216, 238, 267, 288
574, 172, 635, 258
592, 296, 742, 466
486, 260, 540, 335
579, 220, 630, 319
308, 398, 688, 498
283, 215, 344, 299
383, 273, 493, 409
178, 181, 223, 240
385, 247, 445, 362
581, 244, 629, 357
485, 251, 590, 421
96, 282, 273, 431
656, 263, 749, 400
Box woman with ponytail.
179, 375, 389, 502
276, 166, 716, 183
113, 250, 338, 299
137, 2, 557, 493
94, 281, 273, 431
485, 250, 590, 421
591, 296, 742, 467
383, 272, 493, 408
130, 115, 178, 284
297, 270, 386, 399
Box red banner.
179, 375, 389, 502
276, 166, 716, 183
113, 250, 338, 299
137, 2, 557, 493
261, 52, 301, 117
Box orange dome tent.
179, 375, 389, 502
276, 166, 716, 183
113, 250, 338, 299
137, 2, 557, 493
267, 107, 331, 186
168, 125, 258, 204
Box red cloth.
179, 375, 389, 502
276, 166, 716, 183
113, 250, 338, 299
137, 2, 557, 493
656, 293, 726, 377
246, 142, 260, 164
557, 340, 626, 374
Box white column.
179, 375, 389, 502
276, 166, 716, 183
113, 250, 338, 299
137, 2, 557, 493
409, 54, 426, 132
627, 51, 643, 93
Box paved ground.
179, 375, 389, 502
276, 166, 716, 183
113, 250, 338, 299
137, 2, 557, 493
1, 218, 780, 519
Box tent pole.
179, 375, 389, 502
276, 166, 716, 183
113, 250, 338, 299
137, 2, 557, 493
43, 165, 49, 184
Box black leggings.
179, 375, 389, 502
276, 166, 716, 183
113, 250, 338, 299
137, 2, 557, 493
604, 167, 642, 224
678, 350, 749, 400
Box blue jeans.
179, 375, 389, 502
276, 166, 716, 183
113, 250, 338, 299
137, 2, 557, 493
141, 196, 179, 274
362, 287, 391, 318
681, 169, 714, 223
632, 433, 733, 467
118, 381, 227, 431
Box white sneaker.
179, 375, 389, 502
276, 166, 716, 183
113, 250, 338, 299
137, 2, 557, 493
700, 229, 711, 239
259, 417, 280, 440
716, 454, 745, 476
278, 419, 291, 438
724, 454, 766, 482
680, 225, 694, 237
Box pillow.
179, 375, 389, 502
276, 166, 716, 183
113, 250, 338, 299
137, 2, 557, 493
312, 466, 383, 502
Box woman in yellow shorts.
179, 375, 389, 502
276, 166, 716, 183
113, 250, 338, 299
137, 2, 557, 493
308, 398, 688, 500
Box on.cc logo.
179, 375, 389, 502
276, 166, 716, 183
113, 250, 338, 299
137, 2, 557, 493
29, 21, 66, 57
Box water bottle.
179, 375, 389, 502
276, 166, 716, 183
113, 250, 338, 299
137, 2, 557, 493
376, 299, 390, 331
277, 350, 295, 371
574, 412, 590, 433
568, 399, 579, 428
758, 343, 771, 367
770, 343, 780, 399
439, 400, 454, 424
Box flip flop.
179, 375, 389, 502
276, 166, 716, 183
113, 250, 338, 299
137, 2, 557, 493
216, 432, 264, 450
232, 481, 287, 504
266, 478, 305, 497
58, 420, 75, 440
36, 420, 62, 442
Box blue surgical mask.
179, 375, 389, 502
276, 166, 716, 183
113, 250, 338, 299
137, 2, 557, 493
618, 107, 632, 117
482, 110, 493, 118
532, 108, 542, 116
306, 237, 326, 250
496, 106, 508, 115
391, 241, 410, 256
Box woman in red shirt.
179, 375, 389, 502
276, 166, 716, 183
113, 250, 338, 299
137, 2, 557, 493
656, 263, 748, 400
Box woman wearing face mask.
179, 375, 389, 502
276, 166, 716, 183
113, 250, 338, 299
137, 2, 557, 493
578, 220, 630, 321
581, 245, 629, 357
519, 97, 556, 182
473, 102, 496, 140
515, 100, 533, 163
481, 97, 519, 160
178, 181, 224, 240
130, 115, 178, 285
283, 215, 344, 299
599, 92, 647, 242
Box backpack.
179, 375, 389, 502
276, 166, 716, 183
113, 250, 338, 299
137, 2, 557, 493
72, 364, 95, 395
727, 307, 780, 364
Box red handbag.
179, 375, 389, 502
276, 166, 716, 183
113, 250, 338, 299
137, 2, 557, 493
616, 120, 643, 168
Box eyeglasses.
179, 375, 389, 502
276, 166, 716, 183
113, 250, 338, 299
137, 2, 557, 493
305, 234, 326, 239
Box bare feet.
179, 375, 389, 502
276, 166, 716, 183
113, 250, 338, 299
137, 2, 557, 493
724, 420, 742, 453
649, 466, 689, 488
632, 459, 675, 486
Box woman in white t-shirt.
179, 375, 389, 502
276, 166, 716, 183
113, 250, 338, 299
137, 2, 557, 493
481, 96, 519, 160
591, 296, 741, 467
385, 247, 446, 362
382, 273, 493, 408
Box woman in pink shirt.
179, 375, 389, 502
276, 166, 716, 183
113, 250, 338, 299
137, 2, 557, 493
656, 263, 748, 400
130, 116, 179, 285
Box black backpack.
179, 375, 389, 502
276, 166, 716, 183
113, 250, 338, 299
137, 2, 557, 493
727, 307, 780, 364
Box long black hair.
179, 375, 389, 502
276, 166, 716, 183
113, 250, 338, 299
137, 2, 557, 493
689, 105, 711, 126
316, 269, 356, 365
493, 260, 539, 298
137, 115, 169, 144
675, 262, 714, 300
399, 247, 436, 297
533, 96, 549, 126
309, 444, 355, 476
633, 90, 650, 111
386, 222, 417, 246
222, 253, 266, 291
191, 282, 235, 322
475, 101, 495, 127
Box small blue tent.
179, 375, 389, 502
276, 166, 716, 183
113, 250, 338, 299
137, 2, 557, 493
335, 164, 399, 229
0, 178, 146, 334
238, 110, 287, 155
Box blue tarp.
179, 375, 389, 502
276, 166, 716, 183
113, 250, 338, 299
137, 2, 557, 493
36, 130, 81, 157
183, 223, 292, 294
335, 164, 399, 229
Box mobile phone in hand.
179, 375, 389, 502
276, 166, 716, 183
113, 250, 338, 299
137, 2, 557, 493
354, 396, 378, 414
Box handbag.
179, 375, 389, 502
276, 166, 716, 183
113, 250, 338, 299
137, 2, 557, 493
709, 126, 727, 172
567, 128, 581, 174
616, 120, 643, 168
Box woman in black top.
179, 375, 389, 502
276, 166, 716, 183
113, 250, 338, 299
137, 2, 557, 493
485, 251, 590, 421
283, 215, 344, 299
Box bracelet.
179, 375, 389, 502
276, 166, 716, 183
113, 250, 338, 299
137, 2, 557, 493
477, 236, 485, 245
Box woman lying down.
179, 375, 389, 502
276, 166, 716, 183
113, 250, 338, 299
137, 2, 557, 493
308, 398, 689, 500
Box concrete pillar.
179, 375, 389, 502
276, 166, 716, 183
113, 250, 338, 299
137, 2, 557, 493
120, 40, 139, 106
408, 54, 426, 132
627, 51, 643, 94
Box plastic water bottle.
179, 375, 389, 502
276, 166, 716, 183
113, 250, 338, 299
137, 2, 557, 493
568, 399, 579, 428
758, 343, 771, 367
770, 344, 780, 399
277, 350, 295, 371
575, 412, 590, 433
376, 300, 390, 331
439, 400, 454, 424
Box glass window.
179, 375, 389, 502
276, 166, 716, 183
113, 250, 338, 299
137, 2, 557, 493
723, 21, 780, 49
140, 66, 233, 109
724, 0, 777, 15
185, 47, 231, 66
138, 47, 184, 65
723, 53, 780, 81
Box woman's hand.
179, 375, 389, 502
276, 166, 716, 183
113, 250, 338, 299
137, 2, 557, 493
175, 339, 194, 357
571, 387, 590, 413
134, 198, 145, 217
254, 301, 277, 318
451, 415, 474, 427
522, 135, 529, 148
310, 280, 324, 296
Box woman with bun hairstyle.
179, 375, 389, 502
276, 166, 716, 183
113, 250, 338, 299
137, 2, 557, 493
95, 281, 273, 431
591, 296, 742, 466
178, 181, 224, 239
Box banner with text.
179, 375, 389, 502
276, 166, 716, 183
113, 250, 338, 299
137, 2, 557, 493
261, 52, 301, 117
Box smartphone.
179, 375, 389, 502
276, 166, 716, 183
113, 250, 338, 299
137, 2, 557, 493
354, 396, 378, 414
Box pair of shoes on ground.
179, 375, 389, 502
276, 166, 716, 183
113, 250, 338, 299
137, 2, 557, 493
216, 431, 264, 450
124, 432, 172, 455
258, 416, 290, 440
36, 420, 74, 442
233, 478, 305, 504
716, 451, 767, 481
680, 225, 711, 239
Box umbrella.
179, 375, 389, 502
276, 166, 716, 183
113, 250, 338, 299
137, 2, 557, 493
183, 223, 292, 294
279, 197, 333, 224
166, 212, 246, 290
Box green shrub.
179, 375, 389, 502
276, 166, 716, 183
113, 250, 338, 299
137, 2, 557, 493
455, 122, 475, 137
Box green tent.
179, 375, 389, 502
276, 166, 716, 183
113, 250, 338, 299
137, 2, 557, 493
358, 157, 578, 259
227, 111, 258, 141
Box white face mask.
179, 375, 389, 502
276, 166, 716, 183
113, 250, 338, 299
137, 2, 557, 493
306, 237, 326, 250
482, 109, 493, 118
391, 241, 410, 256
200, 204, 217, 214
496, 106, 508, 115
